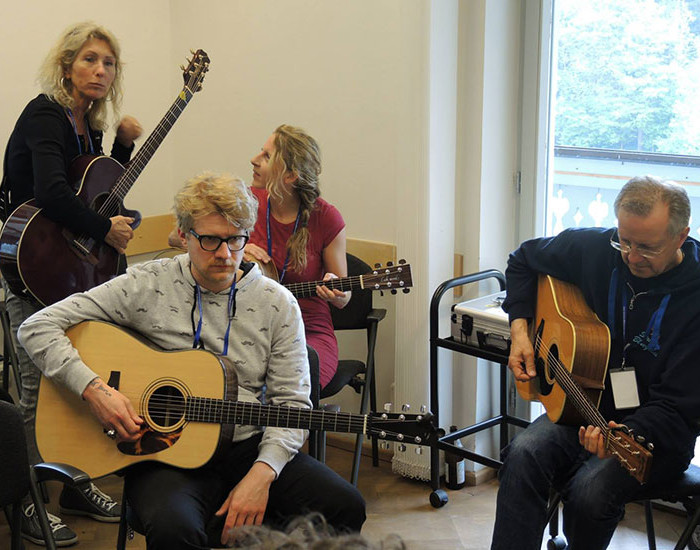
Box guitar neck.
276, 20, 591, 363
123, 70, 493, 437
187, 397, 367, 434
284, 275, 364, 299
97, 88, 195, 218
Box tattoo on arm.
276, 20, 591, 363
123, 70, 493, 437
88, 379, 112, 397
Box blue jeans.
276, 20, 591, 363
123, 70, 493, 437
3, 281, 43, 465
491, 414, 681, 550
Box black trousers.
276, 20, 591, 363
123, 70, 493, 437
125, 433, 366, 550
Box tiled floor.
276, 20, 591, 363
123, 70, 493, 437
0, 444, 692, 549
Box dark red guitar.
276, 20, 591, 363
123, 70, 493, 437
0, 50, 209, 306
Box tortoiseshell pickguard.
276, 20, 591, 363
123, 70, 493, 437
117, 422, 182, 456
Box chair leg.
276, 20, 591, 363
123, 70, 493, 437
365, 322, 379, 468
675, 500, 700, 550
350, 433, 364, 486
28, 469, 56, 550
117, 492, 128, 550
644, 500, 657, 550
9, 502, 23, 550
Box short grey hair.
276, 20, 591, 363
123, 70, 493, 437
614, 175, 690, 236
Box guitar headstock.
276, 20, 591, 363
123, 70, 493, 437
367, 407, 440, 449
181, 49, 210, 93
365, 260, 413, 294
607, 426, 653, 483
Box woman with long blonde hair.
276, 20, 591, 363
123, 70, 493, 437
0, 21, 142, 546
246, 125, 349, 389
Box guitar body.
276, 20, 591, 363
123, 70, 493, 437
0, 156, 140, 306
35, 321, 235, 479
516, 274, 611, 425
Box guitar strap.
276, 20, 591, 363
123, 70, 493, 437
0, 144, 10, 222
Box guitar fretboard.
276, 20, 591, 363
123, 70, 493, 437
284, 275, 365, 298
185, 397, 368, 433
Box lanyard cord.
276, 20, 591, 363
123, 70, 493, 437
266, 198, 301, 283
65, 108, 95, 155
608, 268, 670, 360
191, 278, 237, 355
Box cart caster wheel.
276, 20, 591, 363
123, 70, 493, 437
546, 536, 566, 550
429, 489, 448, 508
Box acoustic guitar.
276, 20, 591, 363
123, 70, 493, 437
35, 320, 438, 480
0, 50, 210, 306
515, 274, 653, 483
250, 257, 413, 298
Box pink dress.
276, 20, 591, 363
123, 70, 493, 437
250, 187, 345, 388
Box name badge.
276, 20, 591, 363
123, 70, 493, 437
609, 367, 640, 409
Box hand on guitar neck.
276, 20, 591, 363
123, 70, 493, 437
105, 215, 135, 254
579, 421, 623, 459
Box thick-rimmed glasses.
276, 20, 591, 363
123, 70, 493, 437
189, 229, 249, 252
609, 231, 668, 259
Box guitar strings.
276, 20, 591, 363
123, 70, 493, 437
115, 392, 369, 431
72, 67, 207, 250
533, 334, 637, 460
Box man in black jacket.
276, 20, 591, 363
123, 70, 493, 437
491, 175, 700, 550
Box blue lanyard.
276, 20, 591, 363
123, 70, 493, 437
609, 267, 670, 358
192, 278, 237, 355
65, 109, 95, 154
266, 198, 301, 283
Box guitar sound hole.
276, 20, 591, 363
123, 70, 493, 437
147, 385, 186, 429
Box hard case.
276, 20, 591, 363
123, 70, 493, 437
450, 291, 511, 353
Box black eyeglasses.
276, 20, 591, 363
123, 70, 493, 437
189, 229, 249, 252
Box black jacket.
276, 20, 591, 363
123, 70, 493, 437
1, 94, 132, 240
503, 227, 700, 472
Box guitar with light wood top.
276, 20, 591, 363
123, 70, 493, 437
35, 321, 438, 479
515, 274, 653, 483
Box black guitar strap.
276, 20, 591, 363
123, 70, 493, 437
0, 144, 10, 223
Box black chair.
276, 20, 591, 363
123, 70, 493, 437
545, 464, 700, 550
0, 388, 88, 550
0, 298, 21, 399
317, 253, 386, 486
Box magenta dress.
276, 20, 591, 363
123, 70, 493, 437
250, 187, 345, 388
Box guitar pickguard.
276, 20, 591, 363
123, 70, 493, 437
118, 424, 182, 456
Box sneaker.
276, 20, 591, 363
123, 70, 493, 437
59, 482, 121, 523
21, 503, 78, 547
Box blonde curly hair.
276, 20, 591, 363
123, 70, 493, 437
38, 21, 123, 131
174, 172, 258, 233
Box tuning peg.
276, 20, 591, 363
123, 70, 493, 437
399, 259, 406, 264
402, 404, 411, 412
383, 403, 393, 412
380, 441, 391, 450
635, 434, 646, 443
403, 288, 411, 294
415, 446, 423, 455
647, 442, 654, 451
420, 405, 428, 413
413, 436, 422, 444
180, 64, 186, 71
190, 48, 196, 55
387, 261, 393, 267
390, 289, 397, 295
374, 263, 382, 269
398, 443, 406, 452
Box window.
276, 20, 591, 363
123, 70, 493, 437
542, 0, 700, 237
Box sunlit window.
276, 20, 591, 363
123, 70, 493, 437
545, 0, 700, 237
